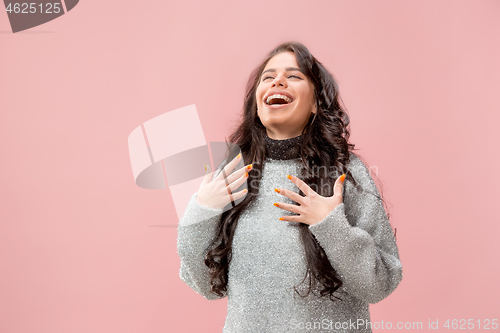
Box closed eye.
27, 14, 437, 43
262, 75, 302, 81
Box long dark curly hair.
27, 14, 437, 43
205, 41, 392, 301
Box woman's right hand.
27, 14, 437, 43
196, 153, 252, 210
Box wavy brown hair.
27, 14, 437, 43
205, 41, 392, 301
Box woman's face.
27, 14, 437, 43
256, 51, 316, 140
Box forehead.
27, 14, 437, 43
263, 51, 299, 70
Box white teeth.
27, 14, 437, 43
266, 94, 293, 105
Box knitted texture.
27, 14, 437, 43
177, 135, 403, 332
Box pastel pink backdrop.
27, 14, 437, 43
1, 1, 499, 332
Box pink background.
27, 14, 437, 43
1, 1, 499, 332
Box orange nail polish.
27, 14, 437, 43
204, 164, 207, 171
287, 175, 292, 180
247, 164, 253, 170
237, 153, 241, 159
274, 188, 281, 193
274, 203, 279, 207
245, 172, 248, 178
340, 174, 346, 181
278, 217, 284, 221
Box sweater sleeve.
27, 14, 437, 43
176, 171, 227, 301
308, 154, 403, 304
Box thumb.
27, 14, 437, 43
333, 173, 346, 197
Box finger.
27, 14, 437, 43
278, 215, 302, 223
216, 152, 244, 182
231, 188, 249, 201
275, 188, 304, 205
333, 174, 346, 197
273, 202, 302, 214
226, 163, 253, 184
286, 175, 312, 196
228, 169, 250, 193
202, 164, 214, 184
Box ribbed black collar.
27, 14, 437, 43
264, 133, 303, 160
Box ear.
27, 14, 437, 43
311, 98, 318, 114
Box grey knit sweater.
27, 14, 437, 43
177, 135, 403, 332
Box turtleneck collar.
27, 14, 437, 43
264, 133, 303, 160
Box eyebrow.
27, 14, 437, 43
261, 67, 304, 76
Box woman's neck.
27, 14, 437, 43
265, 129, 303, 140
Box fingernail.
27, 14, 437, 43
278, 217, 284, 221
340, 174, 346, 181
237, 153, 241, 159
243, 188, 248, 193
274, 203, 279, 207
274, 188, 281, 193
287, 175, 292, 180
204, 164, 207, 171
247, 164, 253, 170
245, 172, 248, 178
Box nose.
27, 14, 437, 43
272, 74, 287, 87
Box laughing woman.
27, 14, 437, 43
177, 41, 403, 333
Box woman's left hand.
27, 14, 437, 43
274, 174, 346, 226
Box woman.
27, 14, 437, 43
177, 41, 403, 332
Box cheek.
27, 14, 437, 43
256, 91, 264, 106
256, 86, 263, 99
298, 92, 314, 108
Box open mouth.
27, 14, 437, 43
265, 95, 294, 106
